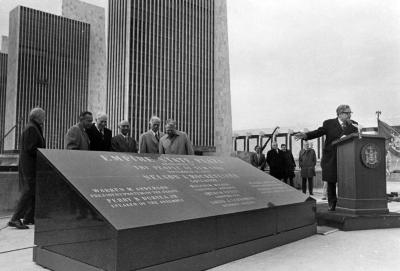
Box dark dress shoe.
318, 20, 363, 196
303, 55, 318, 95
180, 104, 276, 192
8, 219, 29, 229
23, 219, 34, 225
328, 201, 337, 211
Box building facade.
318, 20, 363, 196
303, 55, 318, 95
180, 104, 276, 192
62, 0, 107, 115
0, 53, 7, 153
107, 0, 232, 155
4, 6, 90, 150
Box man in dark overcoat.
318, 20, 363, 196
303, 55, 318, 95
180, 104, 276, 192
250, 145, 266, 171
266, 141, 284, 180
280, 144, 296, 186
295, 104, 358, 211
86, 112, 112, 151
111, 120, 138, 153
8, 107, 46, 229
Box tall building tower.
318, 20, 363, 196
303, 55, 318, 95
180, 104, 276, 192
107, 0, 232, 155
62, 0, 107, 115
4, 6, 90, 150
0, 52, 7, 153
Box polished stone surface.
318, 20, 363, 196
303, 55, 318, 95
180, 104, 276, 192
34, 149, 316, 270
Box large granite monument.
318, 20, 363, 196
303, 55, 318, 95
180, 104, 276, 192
33, 149, 316, 271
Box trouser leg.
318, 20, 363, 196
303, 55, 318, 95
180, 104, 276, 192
302, 178, 307, 193
308, 177, 313, 194
327, 182, 337, 209
11, 182, 35, 221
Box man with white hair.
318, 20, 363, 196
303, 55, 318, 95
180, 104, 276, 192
159, 119, 194, 155
8, 107, 46, 229
139, 116, 163, 153
86, 112, 112, 151
111, 120, 137, 153
295, 104, 358, 211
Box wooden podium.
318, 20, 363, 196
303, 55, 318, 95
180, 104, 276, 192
334, 134, 388, 214
317, 133, 400, 230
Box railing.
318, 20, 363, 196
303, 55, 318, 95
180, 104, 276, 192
0, 118, 24, 153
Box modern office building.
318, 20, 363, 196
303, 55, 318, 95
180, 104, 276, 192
4, 6, 90, 150
62, 0, 107, 114
107, 0, 232, 155
0, 52, 7, 153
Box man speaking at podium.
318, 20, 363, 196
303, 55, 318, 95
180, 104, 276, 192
295, 105, 358, 211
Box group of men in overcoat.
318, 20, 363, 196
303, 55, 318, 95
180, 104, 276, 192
8, 109, 194, 229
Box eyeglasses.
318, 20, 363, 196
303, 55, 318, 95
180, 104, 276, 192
342, 111, 353, 115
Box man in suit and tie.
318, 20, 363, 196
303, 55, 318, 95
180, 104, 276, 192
266, 141, 284, 180
86, 112, 112, 151
159, 119, 194, 155
65, 111, 93, 150
111, 120, 138, 153
8, 107, 46, 229
295, 104, 358, 211
139, 116, 163, 154
250, 145, 266, 170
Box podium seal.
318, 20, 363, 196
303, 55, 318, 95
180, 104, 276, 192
361, 143, 381, 168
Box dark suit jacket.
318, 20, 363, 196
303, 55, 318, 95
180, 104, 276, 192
306, 118, 358, 183
19, 120, 46, 189
139, 130, 163, 154
250, 152, 266, 170
281, 150, 296, 178
111, 134, 138, 153
86, 124, 112, 151
266, 149, 284, 179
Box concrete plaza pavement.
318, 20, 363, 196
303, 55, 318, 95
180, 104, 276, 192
1, 184, 400, 271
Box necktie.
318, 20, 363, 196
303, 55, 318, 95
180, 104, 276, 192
155, 133, 159, 141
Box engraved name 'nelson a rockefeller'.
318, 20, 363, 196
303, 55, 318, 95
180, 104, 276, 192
33, 149, 316, 271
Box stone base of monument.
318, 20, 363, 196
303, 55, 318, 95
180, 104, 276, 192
33, 150, 316, 271
34, 223, 316, 271
316, 203, 400, 231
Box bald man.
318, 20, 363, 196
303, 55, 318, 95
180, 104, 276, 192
86, 112, 112, 151
111, 120, 138, 153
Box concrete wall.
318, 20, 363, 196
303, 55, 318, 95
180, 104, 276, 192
1, 36, 8, 53
0, 172, 19, 213
4, 7, 20, 151
62, 0, 107, 115
214, 0, 233, 157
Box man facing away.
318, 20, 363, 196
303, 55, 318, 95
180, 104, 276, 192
139, 116, 163, 154
295, 104, 358, 211
111, 120, 138, 153
159, 119, 194, 155
266, 141, 284, 180
64, 111, 93, 150
250, 145, 266, 171
9, 107, 46, 229
86, 112, 112, 151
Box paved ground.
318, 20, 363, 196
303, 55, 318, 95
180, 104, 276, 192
1, 184, 400, 271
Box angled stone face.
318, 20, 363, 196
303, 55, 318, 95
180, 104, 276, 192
62, 0, 107, 115
34, 149, 316, 271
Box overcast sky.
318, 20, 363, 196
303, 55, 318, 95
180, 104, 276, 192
1, 0, 399, 130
